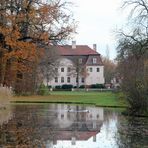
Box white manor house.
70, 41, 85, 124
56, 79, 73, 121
43, 41, 105, 87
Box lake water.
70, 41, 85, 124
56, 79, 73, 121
0, 104, 148, 148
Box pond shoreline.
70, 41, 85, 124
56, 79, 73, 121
121, 111, 148, 118
11, 100, 127, 108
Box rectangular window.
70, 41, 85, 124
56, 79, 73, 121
67, 67, 71, 72
97, 67, 100, 72
61, 67, 64, 72
61, 77, 64, 83
81, 77, 84, 83
90, 67, 92, 72
67, 77, 70, 83
93, 58, 97, 64
55, 77, 58, 83
79, 58, 82, 64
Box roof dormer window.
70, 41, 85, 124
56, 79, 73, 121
93, 58, 97, 64
79, 58, 82, 64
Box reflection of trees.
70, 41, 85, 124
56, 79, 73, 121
0, 105, 55, 147
104, 109, 117, 123
116, 116, 148, 148
102, 108, 118, 139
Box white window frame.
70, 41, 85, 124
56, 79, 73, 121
55, 77, 58, 83
81, 77, 84, 83
61, 77, 64, 83
61, 67, 64, 72
67, 77, 71, 83
93, 58, 97, 64
90, 67, 93, 72
97, 67, 100, 72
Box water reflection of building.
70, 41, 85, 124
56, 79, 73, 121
0, 104, 104, 147
46, 104, 104, 146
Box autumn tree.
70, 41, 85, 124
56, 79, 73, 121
0, 0, 75, 93
116, 0, 148, 115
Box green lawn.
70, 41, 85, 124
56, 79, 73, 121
12, 91, 127, 108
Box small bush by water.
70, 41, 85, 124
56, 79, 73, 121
38, 83, 49, 95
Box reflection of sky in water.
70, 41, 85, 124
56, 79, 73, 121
46, 115, 118, 148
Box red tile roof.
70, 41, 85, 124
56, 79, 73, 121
56, 45, 100, 56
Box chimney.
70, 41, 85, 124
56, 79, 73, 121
72, 41, 76, 49
93, 44, 97, 51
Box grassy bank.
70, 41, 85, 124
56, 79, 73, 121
12, 91, 127, 108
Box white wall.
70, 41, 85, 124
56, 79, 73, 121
86, 66, 105, 85
49, 104, 104, 129
47, 58, 76, 87
45, 58, 104, 87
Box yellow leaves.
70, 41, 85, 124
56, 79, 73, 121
38, 48, 45, 58
22, 0, 30, 9
39, 5, 50, 15
37, 5, 57, 23
4, 42, 37, 61
0, 26, 21, 49
40, 32, 49, 42
6, 15, 16, 25
17, 62, 30, 72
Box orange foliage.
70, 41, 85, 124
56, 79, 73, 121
0, 0, 75, 92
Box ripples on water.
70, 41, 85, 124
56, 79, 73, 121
0, 104, 147, 148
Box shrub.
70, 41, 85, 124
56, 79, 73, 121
48, 85, 52, 89
79, 85, 85, 88
91, 84, 105, 88
38, 84, 49, 95
96, 84, 105, 88
55, 85, 62, 89
61, 84, 73, 89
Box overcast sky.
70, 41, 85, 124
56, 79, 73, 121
69, 0, 128, 60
